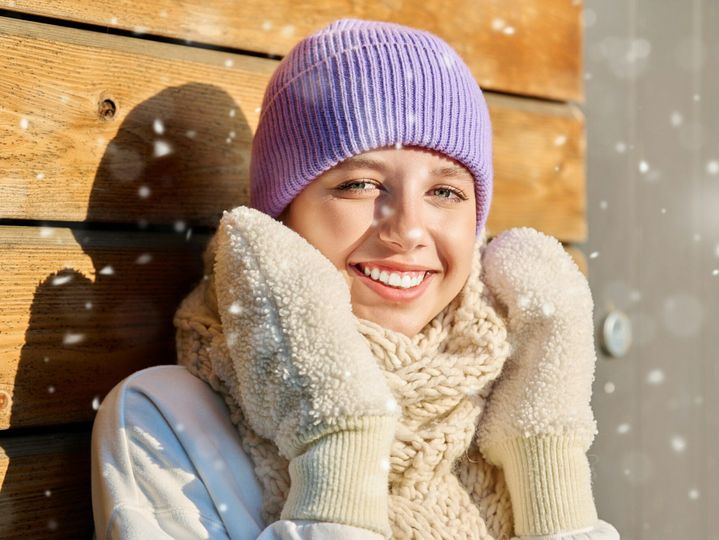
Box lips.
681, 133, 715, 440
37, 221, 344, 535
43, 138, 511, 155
349, 263, 435, 302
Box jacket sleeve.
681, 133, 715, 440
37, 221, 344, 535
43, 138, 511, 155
91, 364, 383, 540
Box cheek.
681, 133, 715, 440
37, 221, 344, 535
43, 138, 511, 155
291, 202, 373, 266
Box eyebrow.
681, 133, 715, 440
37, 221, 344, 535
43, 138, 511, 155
332, 156, 474, 182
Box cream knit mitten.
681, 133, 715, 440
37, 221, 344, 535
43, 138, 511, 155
211, 206, 398, 538
477, 227, 601, 537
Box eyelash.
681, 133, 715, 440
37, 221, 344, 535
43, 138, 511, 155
335, 180, 469, 202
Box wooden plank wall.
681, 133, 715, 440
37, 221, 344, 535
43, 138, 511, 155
0, 2, 585, 538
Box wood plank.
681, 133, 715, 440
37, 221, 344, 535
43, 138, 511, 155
0, 17, 586, 242
0, 16, 271, 229
0, 429, 92, 539
0, 225, 208, 429
487, 93, 587, 243
0, 0, 583, 102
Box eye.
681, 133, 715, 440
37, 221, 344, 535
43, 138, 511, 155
432, 185, 468, 203
335, 179, 380, 192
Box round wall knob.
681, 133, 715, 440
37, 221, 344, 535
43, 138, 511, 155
600, 310, 632, 358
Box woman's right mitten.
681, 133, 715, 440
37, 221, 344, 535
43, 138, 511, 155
212, 206, 398, 538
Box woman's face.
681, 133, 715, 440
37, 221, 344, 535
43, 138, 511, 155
279, 145, 477, 337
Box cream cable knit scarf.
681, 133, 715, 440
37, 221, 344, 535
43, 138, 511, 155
174, 232, 516, 539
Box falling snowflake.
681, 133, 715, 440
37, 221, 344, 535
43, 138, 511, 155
138, 185, 151, 199
153, 118, 165, 135
599, 200, 608, 210
63, 333, 85, 345
638, 160, 650, 173
52, 274, 73, 286
36, 172, 45, 180
604, 381, 615, 394
706, 160, 719, 175
554, 134, 567, 146
646, 368, 665, 385
670, 111, 683, 127
491, 18, 506, 31
174, 220, 186, 232
617, 423, 631, 434
99, 265, 114, 275
224, 58, 234, 68
688, 488, 700, 500
154, 140, 172, 158
92, 396, 101, 410
671, 435, 686, 453
185, 130, 197, 139
380, 458, 390, 472
19, 118, 29, 129
135, 253, 152, 265
589, 251, 599, 259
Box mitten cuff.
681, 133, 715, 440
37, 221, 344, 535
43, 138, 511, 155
484, 434, 598, 537
281, 416, 396, 538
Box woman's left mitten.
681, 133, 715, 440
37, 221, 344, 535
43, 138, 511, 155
212, 206, 398, 537
476, 227, 600, 537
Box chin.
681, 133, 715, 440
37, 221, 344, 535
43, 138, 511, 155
352, 304, 429, 338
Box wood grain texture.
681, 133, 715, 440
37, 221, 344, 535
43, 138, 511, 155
0, 225, 208, 429
0, 430, 92, 539
0, 17, 586, 242
0, 0, 583, 102
487, 93, 587, 242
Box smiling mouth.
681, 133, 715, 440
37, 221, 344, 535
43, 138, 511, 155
351, 263, 430, 290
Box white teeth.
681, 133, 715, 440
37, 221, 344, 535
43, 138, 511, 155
358, 265, 427, 289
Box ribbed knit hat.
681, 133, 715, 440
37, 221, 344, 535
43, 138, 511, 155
249, 18, 493, 235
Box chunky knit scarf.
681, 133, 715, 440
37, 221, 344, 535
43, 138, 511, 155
174, 233, 516, 539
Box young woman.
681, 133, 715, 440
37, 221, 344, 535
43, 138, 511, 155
91, 18, 620, 540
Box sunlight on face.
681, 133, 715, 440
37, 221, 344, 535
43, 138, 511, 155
279, 145, 477, 337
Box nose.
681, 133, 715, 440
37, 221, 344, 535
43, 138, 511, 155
375, 194, 427, 251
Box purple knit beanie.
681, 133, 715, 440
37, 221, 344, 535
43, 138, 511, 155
249, 18, 493, 235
